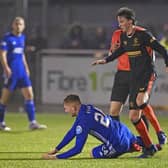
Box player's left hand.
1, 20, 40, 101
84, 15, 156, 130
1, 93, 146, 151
166, 67, 168, 73
92, 59, 106, 66
42, 153, 57, 160
26, 69, 30, 76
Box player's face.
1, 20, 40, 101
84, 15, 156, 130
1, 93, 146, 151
12, 19, 25, 35
117, 16, 132, 32
64, 103, 77, 117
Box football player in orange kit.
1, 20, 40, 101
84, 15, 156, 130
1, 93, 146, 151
109, 28, 167, 146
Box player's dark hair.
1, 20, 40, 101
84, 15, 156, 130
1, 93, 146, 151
117, 7, 136, 25
64, 94, 81, 104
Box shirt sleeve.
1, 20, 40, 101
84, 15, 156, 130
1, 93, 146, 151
109, 31, 120, 53
142, 31, 168, 66
56, 120, 89, 159
56, 122, 77, 151
0, 36, 9, 51
112, 31, 120, 44
105, 46, 125, 63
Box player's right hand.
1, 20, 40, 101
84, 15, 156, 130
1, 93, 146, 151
4, 66, 12, 78
165, 66, 168, 73
92, 59, 106, 66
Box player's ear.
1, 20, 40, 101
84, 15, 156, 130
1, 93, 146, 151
129, 19, 133, 25
73, 106, 77, 111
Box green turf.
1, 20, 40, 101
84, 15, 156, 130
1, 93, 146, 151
0, 112, 168, 168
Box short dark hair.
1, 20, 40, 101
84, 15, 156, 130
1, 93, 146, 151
64, 94, 81, 104
117, 7, 136, 24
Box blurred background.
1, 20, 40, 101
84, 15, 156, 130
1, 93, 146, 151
0, 0, 168, 113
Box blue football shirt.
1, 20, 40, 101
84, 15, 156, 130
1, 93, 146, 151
0, 32, 26, 77
55, 104, 136, 159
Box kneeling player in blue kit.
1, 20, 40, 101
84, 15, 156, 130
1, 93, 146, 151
42, 94, 159, 159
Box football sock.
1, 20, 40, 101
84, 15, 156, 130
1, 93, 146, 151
141, 114, 149, 131
0, 103, 6, 123
143, 104, 161, 133
133, 118, 152, 148
24, 100, 36, 122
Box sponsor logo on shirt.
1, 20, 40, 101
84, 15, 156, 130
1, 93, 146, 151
13, 47, 24, 54
127, 50, 142, 57
123, 41, 127, 45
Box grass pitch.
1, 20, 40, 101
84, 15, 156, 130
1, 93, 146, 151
0, 112, 168, 168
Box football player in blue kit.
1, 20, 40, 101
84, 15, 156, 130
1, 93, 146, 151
0, 17, 47, 131
42, 94, 159, 159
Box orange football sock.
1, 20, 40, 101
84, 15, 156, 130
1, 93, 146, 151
143, 104, 161, 133
134, 118, 152, 148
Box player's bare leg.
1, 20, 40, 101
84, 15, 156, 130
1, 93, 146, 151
109, 101, 149, 129
109, 101, 123, 121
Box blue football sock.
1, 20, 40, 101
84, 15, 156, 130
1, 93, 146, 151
0, 103, 6, 123
24, 100, 36, 122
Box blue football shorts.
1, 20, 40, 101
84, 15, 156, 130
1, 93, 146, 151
3, 74, 32, 91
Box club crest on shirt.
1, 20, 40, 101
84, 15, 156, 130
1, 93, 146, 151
76, 125, 82, 135
123, 41, 127, 46
133, 38, 140, 46
12, 41, 16, 45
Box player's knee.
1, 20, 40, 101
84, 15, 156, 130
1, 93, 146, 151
0, 98, 9, 105
25, 92, 34, 100
136, 96, 143, 107
0, 100, 7, 105
136, 97, 148, 109
129, 110, 141, 122
91, 146, 104, 159
136, 92, 149, 109
90, 148, 98, 158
